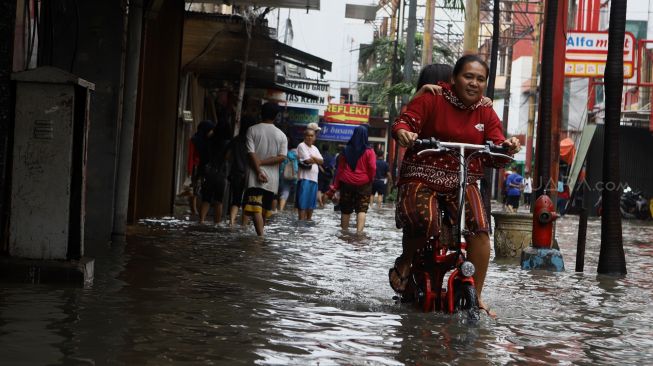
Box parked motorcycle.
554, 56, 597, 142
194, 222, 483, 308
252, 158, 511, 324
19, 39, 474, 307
620, 186, 651, 220
593, 185, 652, 219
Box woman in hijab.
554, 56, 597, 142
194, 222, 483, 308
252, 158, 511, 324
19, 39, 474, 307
330, 125, 376, 233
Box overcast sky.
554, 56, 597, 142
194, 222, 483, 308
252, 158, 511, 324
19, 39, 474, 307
268, 1, 376, 99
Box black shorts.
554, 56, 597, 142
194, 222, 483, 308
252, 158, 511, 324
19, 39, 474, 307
191, 167, 202, 196
318, 179, 332, 193
229, 177, 246, 207
372, 180, 386, 195
243, 187, 275, 218
507, 195, 520, 209
201, 176, 226, 204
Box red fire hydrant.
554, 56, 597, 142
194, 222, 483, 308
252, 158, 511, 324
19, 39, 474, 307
532, 194, 558, 248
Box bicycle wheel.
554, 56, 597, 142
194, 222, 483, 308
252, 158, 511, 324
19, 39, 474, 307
454, 282, 481, 323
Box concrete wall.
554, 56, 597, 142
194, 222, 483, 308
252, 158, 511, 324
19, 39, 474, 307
0, 0, 17, 254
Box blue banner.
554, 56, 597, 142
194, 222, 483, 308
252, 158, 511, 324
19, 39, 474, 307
317, 123, 357, 142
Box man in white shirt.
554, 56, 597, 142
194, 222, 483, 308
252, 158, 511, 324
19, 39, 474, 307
243, 102, 288, 236
522, 171, 533, 209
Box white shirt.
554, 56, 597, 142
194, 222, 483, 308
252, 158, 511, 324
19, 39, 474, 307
297, 142, 322, 182
245, 123, 288, 193
523, 177, 533, 193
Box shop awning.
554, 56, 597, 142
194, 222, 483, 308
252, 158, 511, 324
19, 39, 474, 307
181, 12, 331, 98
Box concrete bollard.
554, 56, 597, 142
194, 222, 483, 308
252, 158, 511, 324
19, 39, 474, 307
491, 211, 533, 259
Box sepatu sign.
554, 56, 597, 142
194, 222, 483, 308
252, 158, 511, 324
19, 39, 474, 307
324, 103, 371, 125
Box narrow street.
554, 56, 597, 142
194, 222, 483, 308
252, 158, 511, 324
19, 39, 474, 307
2, 205, 652, 365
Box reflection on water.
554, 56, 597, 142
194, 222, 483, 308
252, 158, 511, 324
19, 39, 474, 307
1, 206, 652, 365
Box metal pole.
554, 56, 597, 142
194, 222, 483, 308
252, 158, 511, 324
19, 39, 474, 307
534, 0, 558, 200
501, 32, 513, 135
575, 207, 588, 272
112, 0, 144, 241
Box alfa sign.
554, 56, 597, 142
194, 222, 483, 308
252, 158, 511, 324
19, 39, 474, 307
324, 104, 371, 125
565, 31, 636, 78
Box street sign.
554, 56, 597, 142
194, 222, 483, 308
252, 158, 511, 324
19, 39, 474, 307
564, 31, 636, 78
324, 103, 370, 125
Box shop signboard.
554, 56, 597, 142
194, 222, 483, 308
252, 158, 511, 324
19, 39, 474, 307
286, 106, 319, 126
324, 103, 371, 125
317, 122, 358, 142
281, 78, 330, 114
565, 31, 636, 78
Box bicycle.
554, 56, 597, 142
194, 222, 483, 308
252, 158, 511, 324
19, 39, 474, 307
400, 138, 512, 322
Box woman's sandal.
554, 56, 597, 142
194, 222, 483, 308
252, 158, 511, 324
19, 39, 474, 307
479, 303, 497, 319
388, 256, 410, 293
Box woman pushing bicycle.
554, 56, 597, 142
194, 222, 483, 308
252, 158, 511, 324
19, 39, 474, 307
389, 55, 520, 316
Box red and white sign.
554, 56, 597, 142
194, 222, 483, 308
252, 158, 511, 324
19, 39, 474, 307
324, 104, 370, 125
565, 31, 636, 78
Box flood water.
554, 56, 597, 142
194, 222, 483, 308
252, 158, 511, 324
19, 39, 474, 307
2, 204, 653, 365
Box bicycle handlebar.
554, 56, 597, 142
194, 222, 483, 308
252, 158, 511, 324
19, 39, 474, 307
414, 138, 512, 155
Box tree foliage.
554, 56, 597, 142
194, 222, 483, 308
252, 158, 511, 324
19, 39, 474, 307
358, 34, 457, 116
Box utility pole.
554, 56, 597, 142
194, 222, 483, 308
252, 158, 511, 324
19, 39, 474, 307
525, 1, 543, 175
598, 0, 627, 275
501, 27, 513, 135
421, 0, 436, 66
388, 0, 403, 174
463, 0, 480, 53
486, 0, 501, 100
403, 0, 418, 103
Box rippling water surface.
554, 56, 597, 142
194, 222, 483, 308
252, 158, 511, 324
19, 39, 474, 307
1, 205, 652, 365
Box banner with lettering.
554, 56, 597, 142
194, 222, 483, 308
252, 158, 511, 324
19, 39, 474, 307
317, 123, 359, 142
281, 78, 330, 114
286, 107, 319, 126
324, 104, 371, 125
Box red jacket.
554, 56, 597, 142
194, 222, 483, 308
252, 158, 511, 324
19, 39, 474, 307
392, 87, 507, 192
187, 140, 200, 176
333, 148, 376, 188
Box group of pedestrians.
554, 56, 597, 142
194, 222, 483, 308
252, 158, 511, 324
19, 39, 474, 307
186, 100, 386, 236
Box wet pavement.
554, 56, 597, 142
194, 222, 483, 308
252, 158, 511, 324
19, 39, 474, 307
1, 204, 653, 365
